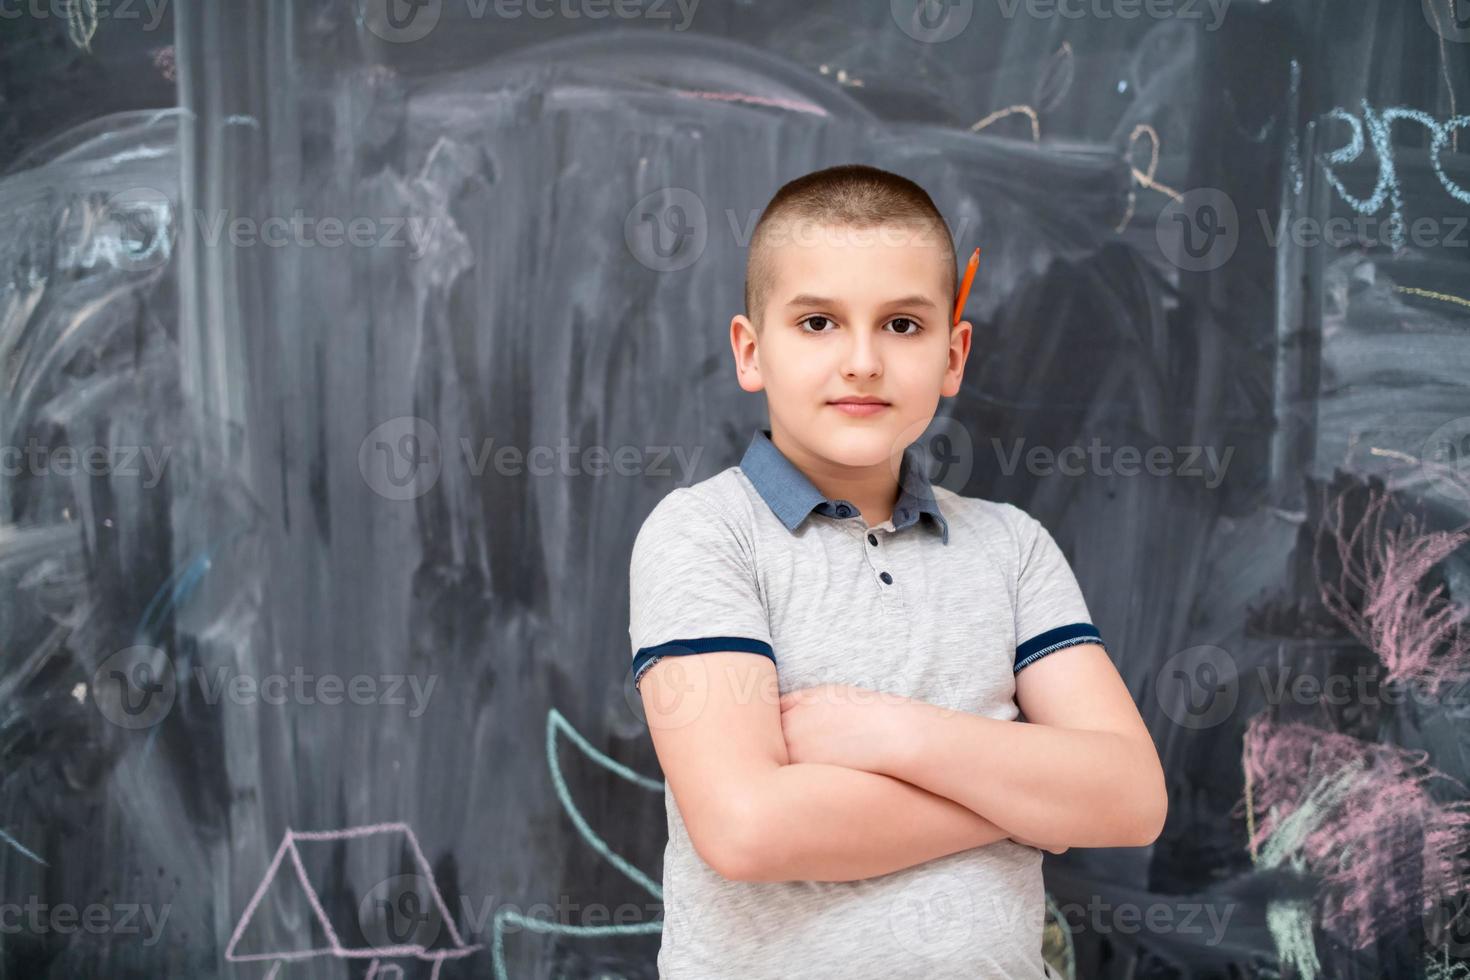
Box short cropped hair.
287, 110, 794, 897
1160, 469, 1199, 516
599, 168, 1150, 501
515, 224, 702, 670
744, 164, 958, 333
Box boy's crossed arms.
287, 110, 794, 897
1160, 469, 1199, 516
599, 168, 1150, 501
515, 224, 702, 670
639, 646, 1166, 884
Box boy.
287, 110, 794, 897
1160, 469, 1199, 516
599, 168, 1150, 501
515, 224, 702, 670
627, 164, 1166, 979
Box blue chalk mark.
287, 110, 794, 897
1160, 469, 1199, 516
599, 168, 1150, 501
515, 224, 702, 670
134, 525, 251, 759
134, 525, 251, 648
0, 827, 48, 867
1315, 100, 1470, 250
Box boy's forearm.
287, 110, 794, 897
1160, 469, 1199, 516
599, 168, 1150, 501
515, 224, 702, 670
874, 700, 1166, 848
730, 761, 1014, 883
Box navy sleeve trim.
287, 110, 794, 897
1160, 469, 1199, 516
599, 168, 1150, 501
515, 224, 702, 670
1014, 623, 1104, 673
631, 637, 777, 685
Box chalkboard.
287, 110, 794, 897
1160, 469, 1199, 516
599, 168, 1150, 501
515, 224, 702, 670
1, 1, 1468, 977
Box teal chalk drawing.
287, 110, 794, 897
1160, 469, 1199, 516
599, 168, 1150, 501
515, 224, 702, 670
489, 708, 664, 980
1265, 900, 1318, 980
1253, 758, 1366, 980
505, 707, 1079, 979
543, 708, 664, 898
490, 910, 663, 980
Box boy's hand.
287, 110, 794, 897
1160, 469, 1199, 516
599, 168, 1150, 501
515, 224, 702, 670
780, 685, 1073, 856
1008, 834, 1069, 855
778, 683, 916, 773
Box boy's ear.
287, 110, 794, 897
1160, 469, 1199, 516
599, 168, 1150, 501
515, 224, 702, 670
730, 314, 765, 394
941, 319, 972, 397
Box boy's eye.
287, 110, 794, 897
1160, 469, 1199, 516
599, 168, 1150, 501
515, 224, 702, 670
797, 316, 925, 335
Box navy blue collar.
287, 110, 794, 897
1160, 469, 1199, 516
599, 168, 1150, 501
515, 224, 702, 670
739, 429, 949, 544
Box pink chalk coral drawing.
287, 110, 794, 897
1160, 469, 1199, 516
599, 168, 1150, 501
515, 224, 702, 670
1313, 478, 1470, 697
1239, 716, 1470, 951
225, 822, 481, 979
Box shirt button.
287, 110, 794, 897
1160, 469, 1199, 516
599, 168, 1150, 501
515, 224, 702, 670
835, 504, 851, 518
867, 533, 878, 546
879, 571, 893, 584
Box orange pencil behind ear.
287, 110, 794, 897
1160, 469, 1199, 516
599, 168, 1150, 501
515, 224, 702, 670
952, 246, 981, 326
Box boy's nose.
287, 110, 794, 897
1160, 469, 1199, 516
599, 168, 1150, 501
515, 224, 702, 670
841, 332, 883, 376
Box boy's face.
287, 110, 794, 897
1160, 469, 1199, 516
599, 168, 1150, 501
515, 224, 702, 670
731, 219, 971, 472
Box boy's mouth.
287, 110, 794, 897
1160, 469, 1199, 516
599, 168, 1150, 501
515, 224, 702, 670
828, 396, 890, 416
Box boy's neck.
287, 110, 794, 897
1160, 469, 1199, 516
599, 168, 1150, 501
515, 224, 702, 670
768, 423, 903, 528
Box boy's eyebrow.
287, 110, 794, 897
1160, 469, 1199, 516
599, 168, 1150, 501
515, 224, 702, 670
783, 293, 941, 311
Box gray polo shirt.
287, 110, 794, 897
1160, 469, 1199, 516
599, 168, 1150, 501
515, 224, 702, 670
627, 427, 1101, 979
